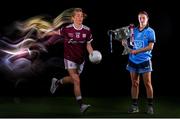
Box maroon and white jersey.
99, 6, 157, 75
60, 24, 93, 64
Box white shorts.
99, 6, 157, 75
64, 58, 85, 74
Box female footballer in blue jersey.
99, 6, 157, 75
122, 11, 156, 114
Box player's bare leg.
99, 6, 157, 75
68, 69, 90, 113
128, 72, 140, 113
143, 72, 154, 114
50, 76, 73, 94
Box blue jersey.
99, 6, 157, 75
129, 26, 156, 64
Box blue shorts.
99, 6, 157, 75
126, 60, 152, 73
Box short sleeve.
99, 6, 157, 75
148, 29, 156, 43
87, 29, 93, 43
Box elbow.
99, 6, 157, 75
148, 43, 154, 50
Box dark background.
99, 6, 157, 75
0, 0, 179, 98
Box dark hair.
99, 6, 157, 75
138, 11, 149, 18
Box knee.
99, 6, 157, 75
71, 74, 80, 85
132, 80, 139, 88
144, 81, 152, 88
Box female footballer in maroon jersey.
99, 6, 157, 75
50, 8, 94, 113
14, 7, 96, 113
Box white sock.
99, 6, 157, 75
76, 96, 82, 100
59, 78, 64, 84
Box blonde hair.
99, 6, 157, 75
16, 8, 86, 38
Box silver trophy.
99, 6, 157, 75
108, 25, 134, 55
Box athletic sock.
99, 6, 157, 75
56, 78, 63, 85
76, 96, 83, 107
147, 98, 153, 106
132, 98, 138, 106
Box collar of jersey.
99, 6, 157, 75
73, 24, 83, 30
